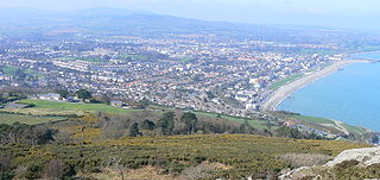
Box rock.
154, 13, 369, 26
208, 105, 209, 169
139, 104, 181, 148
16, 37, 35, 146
279, 146, 380, 179
278, 167, 314, 180
325, 146, 380, 167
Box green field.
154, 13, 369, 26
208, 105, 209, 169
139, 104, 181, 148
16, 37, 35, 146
341, 123, 368, 135
6, 99, 140, 115
270, 73, 304, 90
180, 57, 194, 63
289, 114, 370, 137
120, 54, 149, 61
0, 112, 66, 125
292, 114, 369, 134
1, 65, 18, 75
292, 114, 335, 125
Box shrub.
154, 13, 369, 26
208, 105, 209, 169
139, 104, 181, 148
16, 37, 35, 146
335, 160, 360, 169
0, 123, 55, 145
25, 163, 43, 179
140, 119, 156, 130
44, 159, 65, 179
128, 123, 141, 137
0, 155, 14, 180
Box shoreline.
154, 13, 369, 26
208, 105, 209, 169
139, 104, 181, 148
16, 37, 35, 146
261, 60, 370, 111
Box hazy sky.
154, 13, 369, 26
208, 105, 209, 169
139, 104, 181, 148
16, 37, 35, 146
1, 0, 379, 29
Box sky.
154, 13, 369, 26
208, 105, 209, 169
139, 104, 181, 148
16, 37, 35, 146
1, 0, 379, 29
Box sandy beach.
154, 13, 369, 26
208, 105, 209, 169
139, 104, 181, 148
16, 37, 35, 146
261, 60, 370, 111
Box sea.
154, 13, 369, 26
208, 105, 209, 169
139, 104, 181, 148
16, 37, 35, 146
277, 52, 380, 131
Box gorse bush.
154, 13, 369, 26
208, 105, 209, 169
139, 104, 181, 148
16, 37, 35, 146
1, 134, 368, 179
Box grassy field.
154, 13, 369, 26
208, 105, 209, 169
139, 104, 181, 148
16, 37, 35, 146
1, 65, 18, 75
0, 112, 66, 125
341, 123, 369, 135
55, 57, 106, 63
120, 54, 149, 61
4, 99, 140, 115
292, 114, 335, 125
270, 73, 304, 90
292, 114, 369, 134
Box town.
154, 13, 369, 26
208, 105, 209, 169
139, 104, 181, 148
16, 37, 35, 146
0, 34, 343, 117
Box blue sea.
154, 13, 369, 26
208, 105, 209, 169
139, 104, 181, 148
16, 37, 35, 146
278, 52, 380, 131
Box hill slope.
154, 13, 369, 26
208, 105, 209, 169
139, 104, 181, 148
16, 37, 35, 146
1, 134, 369, 179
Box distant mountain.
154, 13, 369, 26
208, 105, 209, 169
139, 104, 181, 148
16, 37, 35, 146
0, 8, 380, 49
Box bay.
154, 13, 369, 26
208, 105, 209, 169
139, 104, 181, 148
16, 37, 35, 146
278, 53, 380, 131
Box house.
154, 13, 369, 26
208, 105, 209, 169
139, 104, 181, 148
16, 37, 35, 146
0, 73, 8, 80
245, 103, 258, 111
38, 93, 61, 101
110, 100, 124, 107
66, 96, 80, 103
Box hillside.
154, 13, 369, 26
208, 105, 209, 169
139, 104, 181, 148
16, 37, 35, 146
0, 99, 376, 143
0, 99, 377, 143
0, 133, 368, 180
0, 98, 377, 179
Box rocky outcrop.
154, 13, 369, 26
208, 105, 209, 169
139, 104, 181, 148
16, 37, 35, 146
279, 146, 380, 180
325, 146, 380, 167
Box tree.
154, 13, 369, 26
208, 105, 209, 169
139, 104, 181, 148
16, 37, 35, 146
158, 112, 175, 135
276, 126, 303, 139
128, 123, 140, 137
56, 89, 69, 99
0, 94, 5, 104
181, 112, 198, 134
140, 119, 156, 130
0, 123, 55, 145
76, 89, 92, 101
239, 120, 256, 134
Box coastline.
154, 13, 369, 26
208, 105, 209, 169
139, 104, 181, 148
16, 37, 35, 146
261, 60, 370, 111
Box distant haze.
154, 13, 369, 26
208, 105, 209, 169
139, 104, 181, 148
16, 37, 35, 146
2, 0, 380, 30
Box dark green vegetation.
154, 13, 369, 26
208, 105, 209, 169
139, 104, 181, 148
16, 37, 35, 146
0, 92, 26, 105
75, 89, 92, 101
0, 122, 55, 145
